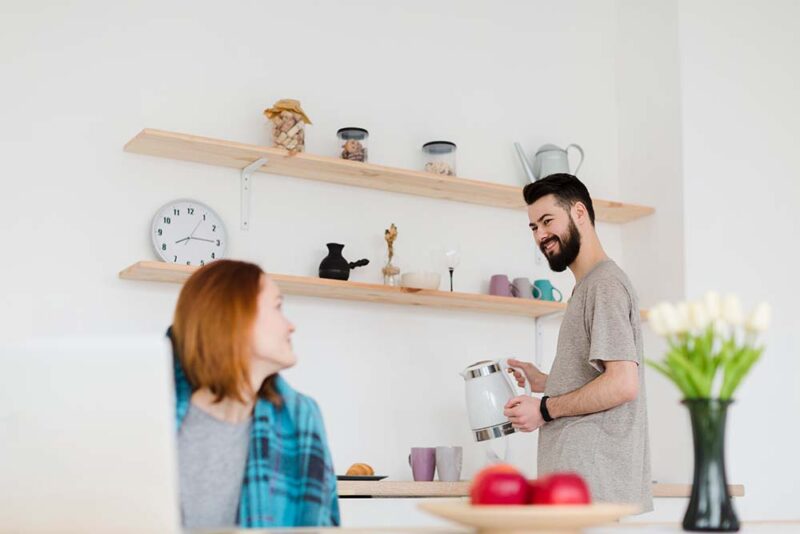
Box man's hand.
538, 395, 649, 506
507, 358, 548, 393
503, 395, 545, 432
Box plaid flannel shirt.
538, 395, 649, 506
173, 351, 340, 527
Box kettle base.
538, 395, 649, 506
473, 421, 516, 442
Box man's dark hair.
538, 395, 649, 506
522, 173, 595, 226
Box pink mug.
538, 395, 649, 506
408, 447, 436, 481
489, 274, 514, 297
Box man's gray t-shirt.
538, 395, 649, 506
538, 260, 653, 513
178, 402, 252, 529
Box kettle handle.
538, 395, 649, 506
499, 358, 532, 396
566, 144, 584, 176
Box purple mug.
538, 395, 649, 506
408, 447, 436, 481
489, 274, 515, 297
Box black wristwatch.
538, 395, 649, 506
540, 395, 554, 422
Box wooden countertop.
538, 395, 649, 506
337, 481, 745, 498
194, 522, 800, 533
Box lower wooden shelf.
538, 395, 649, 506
119, 261, 567, 318
336, 480, 744, 499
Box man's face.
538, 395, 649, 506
527, 194, 581, 272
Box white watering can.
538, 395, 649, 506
514, 142, 584, 182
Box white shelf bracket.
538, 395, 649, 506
534, 310, 564, 368
240, 157, 268, 231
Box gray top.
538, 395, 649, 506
178, 402, 252, 529
538, 260, 653, 513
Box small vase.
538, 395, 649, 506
682, 399, 740, 532
383, 253, 400, 286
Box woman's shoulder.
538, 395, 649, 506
272, 375, 324, 419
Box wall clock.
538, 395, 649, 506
151, 199, 227, 266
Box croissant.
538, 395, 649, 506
346, 462, 374, 476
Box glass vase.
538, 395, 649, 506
681, 399, 740, 532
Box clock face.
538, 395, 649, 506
151, 199, 227, 266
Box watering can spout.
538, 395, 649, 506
514, 142, 537, 183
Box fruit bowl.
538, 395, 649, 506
418, 501, 638, 534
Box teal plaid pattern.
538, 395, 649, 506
172, 348, 340, 527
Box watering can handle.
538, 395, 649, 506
566, 144, 584, 176
499, 358, 532, 397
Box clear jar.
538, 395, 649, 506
270, 110, 306, 152
337, 127, 369, 162
422, 141, 457, 176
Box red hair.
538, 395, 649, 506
171, 259, 281, 406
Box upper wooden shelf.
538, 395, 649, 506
124, 129, 655, 223
120, 261, 567, 318
336, 481, 744, 499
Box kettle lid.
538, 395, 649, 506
534, 143, 565, 155
462, 360, 502, 380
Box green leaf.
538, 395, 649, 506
667, 352, 710, 397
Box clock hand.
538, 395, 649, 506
189, 237, 216, 243
175, 237, 191, 244
188, 220, 203, 237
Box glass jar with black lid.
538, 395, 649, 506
337, 127, 369, 162
422, 141, 457, 176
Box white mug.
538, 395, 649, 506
435, 446, 463, 482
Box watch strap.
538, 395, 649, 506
540, 395, 554, 422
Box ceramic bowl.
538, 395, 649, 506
401, 272, 441, 290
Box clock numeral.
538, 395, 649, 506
186, 261, 191, 266
211, 252, 216, 259
161, 244, 167, 251
163, 217, 171, 224
212, 225, 216, 232
187, 208, 195, 215
173, 255, 178, 262
216, 239, 221, 246
200, 260, 205, 266
157, 229, 163, 236
202, 214, 206, 221
173, 209, 180, 216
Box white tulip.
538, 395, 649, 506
675, 302, 691, 333
689, 301, 711, 331
658, 302, 682, 335
721, 294, 744, 326
704, 291, 721, 320
746, 302, 771, 333
647, 305, 668, 336
712, 318, 729, 337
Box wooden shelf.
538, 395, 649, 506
124, 129, 655, 223
119, 261, 567, 318
336, 481, 744, 499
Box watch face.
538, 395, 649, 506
150, 199, 227, 266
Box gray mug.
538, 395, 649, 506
435, 446, 463, 482
512, 278, 533, 300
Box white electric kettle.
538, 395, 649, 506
460, 359, 531, 442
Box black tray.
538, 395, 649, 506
337, 475, 388, 481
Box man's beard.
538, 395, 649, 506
540, 218, 581, 272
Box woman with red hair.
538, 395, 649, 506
168, 259, 339, 529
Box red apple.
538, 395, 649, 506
470, 464, 530, 505
529, 472, 591, 505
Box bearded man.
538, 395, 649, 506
504, 173, 653, 513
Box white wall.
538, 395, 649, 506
0, 0, 627, 490
5, 0, 794, 525
678, 0, 800, 521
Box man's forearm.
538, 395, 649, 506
532, 372, 548, 393
546, 371, 635, 418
